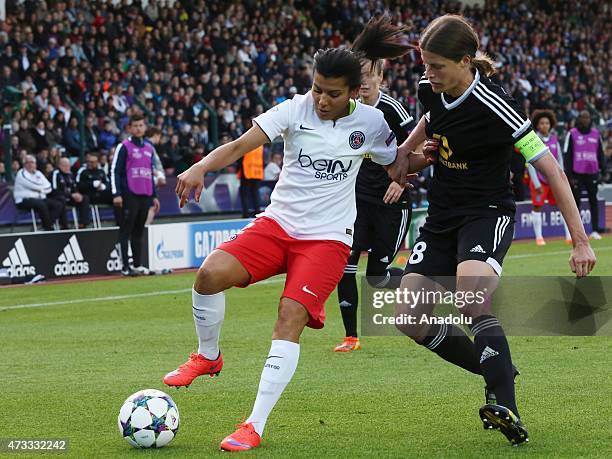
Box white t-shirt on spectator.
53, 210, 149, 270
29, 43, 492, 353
253, 92, 397, 246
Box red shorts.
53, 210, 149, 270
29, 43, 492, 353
529, 180, 556, 206
216, 217, 350, 329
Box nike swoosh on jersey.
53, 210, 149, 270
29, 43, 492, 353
302, 285, 318, 297
299, 124, 315, 130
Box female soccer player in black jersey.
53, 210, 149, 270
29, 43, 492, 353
388, 14, 596, 446
335, 17, 416, 352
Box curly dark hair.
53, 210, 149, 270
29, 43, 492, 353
531, 109, 557, 131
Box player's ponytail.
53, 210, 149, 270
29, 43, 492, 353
420, 14, 497, 77
471, 52, 497, 77
351, 15, 414, 63
314, 15, 413, 89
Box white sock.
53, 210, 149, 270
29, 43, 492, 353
192, 289, 225, 360
531, 211, 543, 239
561, 216, 571, 240
246, 340, 300, 437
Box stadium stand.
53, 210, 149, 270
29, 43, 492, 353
0, 0, 609, 222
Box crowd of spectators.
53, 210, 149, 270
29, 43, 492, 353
0, 0, 610, 188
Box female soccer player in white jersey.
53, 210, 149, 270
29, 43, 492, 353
334, 17, 417, 352
163, 19, 414, 452
387, 14, 596, 446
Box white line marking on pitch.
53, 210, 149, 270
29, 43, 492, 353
0, 276, 289, 311
506, 245, 611, 259
1, 245, 610, 311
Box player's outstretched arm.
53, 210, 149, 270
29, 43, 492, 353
175, 125, 269, 207
533, 153, 596, 277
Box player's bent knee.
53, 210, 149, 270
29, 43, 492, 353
273, 298, 310, 342
394, 273, 439, 342
277, 298, 310, 326
194, 266, 225, 295
194, 250, 250, 295
459, 300, 492, 319
394, 303, 430, 342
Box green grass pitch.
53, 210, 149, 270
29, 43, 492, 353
1, 237, 611, 458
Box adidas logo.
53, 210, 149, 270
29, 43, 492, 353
339, 300, 353, 308
54, 235, 89, 276
480, 346, 499, 363
379, 255, 389, 263
106, 244, 133, 272
107, 246, 122, 272
470, 244, 486, 253
1, 238, 36, 277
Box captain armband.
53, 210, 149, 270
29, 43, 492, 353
514, 130, 547, 163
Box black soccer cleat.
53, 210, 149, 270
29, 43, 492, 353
479, 404, 529, 446
482, 365, 521, 430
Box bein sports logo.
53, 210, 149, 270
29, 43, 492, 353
54, 235, 89, 276
1, 238, 36, 277
298, 149, 353, 181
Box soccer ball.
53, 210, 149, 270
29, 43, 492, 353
118, 389, 180, 448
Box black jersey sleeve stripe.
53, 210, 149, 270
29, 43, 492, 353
381, 93, 410, 117
476, 83, 526, 128
472, 89, 520, 131
473, 85, 522, 129
473, 88, 531, 138
513, 120, 532, 138
473, 86, 530, 136
380, 93, 413, 124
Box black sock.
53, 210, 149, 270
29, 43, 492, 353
470, 315, 519, 417
337, 271, 358, 337
385, 267, 404, 289
420, 323, 481, 375
368, 267, 404, 289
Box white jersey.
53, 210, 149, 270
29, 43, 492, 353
253, 92, 397, 245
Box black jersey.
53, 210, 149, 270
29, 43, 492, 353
356, 92, 415, 208
419, 70, 534, 219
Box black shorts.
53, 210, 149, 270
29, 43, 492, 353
404, 214, 514, 277
353, 199, 411, 263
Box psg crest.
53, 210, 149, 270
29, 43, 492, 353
349, 131, 365, 149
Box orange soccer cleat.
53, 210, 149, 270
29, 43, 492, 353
535, 238, 546, 246
220, 422, 262, 452
163, 352, 223, 387
333, 336, 362, 352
